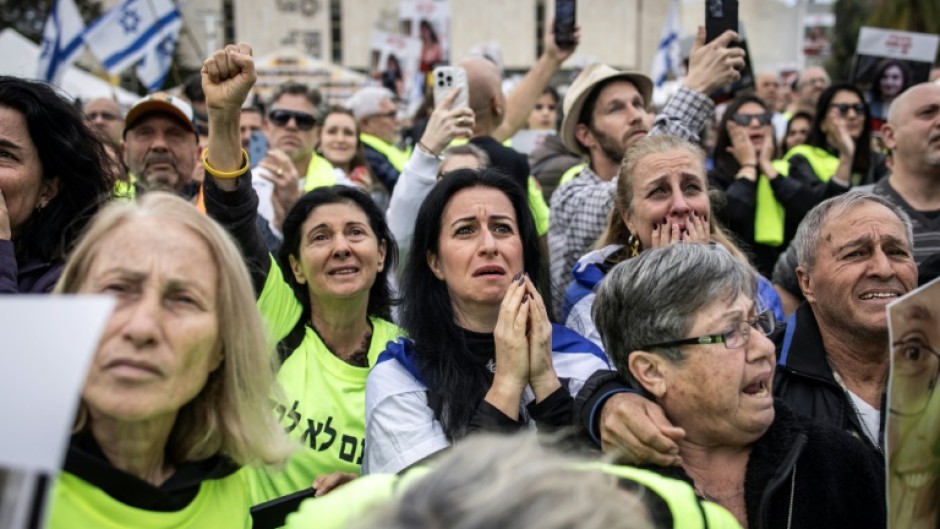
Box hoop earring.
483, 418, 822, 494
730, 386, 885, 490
626, 234, 641, 257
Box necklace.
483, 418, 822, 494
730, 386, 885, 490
311, 319, 373, 368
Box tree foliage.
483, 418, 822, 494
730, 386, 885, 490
868, 0, 940, 62
0, 0, 103, 43
828, 0, 876, 82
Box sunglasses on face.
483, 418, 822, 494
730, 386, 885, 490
268, 109, 317, 131
830, 103, 866, 117
730, 112, 772, 127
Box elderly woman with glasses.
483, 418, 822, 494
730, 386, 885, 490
592, 243, 885, 529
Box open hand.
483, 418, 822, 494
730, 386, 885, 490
650, 211, 709, 248
600, 392, 686, 467
726, 121, 756, 174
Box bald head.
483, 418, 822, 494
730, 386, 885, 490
882, 82, 940, 174
887, 82, 939, 124
796, 66, 830, 106
83, 97, 123, 146
460, 57, 503, 130
755, 72, 780, 108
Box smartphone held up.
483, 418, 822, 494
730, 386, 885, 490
554, 0, 577, 49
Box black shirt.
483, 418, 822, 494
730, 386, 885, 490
469, 136, 530, 192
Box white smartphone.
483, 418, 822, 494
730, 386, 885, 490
432, 66, 469, 109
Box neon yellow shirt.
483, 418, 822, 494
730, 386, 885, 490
48, 470, 253, 529
245, 258, 405, 500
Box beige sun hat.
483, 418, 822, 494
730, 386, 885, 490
560, 64, 654, 157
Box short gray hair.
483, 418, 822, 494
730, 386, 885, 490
593, 244, 756, 387
355, 434, 651, 529
792, 192, 914, 272
347, 86, 396, 121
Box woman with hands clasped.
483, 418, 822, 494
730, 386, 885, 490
364, 168, 608, 475
561, 134, 783, 348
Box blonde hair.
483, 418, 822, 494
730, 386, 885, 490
598, 134, 749, 264
55, 192, 292, 467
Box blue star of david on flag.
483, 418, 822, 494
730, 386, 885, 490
119, 9, 141, 34
84, 0, 180, 76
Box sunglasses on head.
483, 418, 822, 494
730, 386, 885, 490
268, 109, 317, 130
730, 112, 772, 127
831, 103, 866, 117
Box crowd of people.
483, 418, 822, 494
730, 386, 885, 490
2, 16, 939, 529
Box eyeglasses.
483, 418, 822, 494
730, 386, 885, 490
268, 109, 317, 131
370, 110, 397, 120
889, 338, 940, 416
830, 103, 866, 117
86, 111, 120, 122
640, 310, 777, 351
800, 77, 828, 87
731, 112, 773, 127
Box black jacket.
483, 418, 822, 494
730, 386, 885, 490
576, 303, 885, 464
773, 302, 885, 461
646, 400, 885, 529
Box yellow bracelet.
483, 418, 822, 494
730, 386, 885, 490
202, 148, 250, 179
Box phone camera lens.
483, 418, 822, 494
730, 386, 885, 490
446, 76, 452, 82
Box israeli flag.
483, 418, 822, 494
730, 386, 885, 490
135, 13, 182, 92
83, 0, 181, 77
650, 0, 682, 88
36, 0, 87, 85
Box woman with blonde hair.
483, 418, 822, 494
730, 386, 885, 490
562, 134, 783, 348
47, 192, 292, 528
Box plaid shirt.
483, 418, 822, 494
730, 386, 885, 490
548, 86, 714, 316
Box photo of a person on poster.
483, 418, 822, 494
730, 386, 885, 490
419, 19, 443, 72
867, 59, 912, 131
888, 278, 940, 529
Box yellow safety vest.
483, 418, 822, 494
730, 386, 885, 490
303, 154, 339, 192
360, 133, 411, 171
558, 163, 587, 188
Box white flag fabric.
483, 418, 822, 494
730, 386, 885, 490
36, 0, 87, 85
651, 0, 682, 88
135, 13, 181, 92
83, 0, 181, 76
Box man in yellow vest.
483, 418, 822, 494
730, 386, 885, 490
348, 86, 410, 192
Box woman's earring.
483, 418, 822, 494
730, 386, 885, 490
627, 234, 641, 258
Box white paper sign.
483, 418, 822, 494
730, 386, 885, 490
0, 297, 114, 473
857, 27, 940, 62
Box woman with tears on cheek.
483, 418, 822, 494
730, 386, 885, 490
363, 168, 609, 475
562, 134, 782, 349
